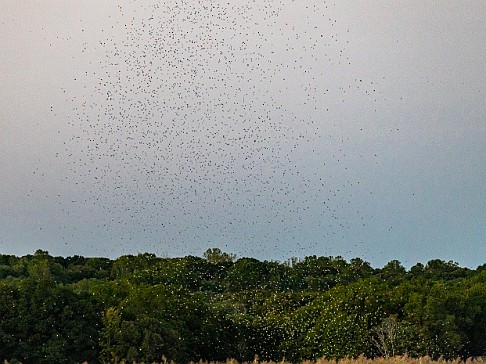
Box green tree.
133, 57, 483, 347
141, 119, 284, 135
0, 278, 100, 363
203, 248, 236, 264
224, 258, 271, 291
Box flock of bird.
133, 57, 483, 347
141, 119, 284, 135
59, 0, 387, 257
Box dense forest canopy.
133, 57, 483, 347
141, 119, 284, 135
1, 249, 485, 363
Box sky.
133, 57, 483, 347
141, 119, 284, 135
1, 0, 485, 268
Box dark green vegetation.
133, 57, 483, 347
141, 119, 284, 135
1, 248, 485, 363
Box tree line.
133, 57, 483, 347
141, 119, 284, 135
0, 248, 485, 363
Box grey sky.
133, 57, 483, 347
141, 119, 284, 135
1, 1, 485, 267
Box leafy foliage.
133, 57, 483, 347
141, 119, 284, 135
0, 250, 485, 363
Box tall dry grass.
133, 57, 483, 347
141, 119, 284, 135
188, 355, 485, 364
3, 355, 485, 364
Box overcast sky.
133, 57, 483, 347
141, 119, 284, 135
1, 1, 485, 268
